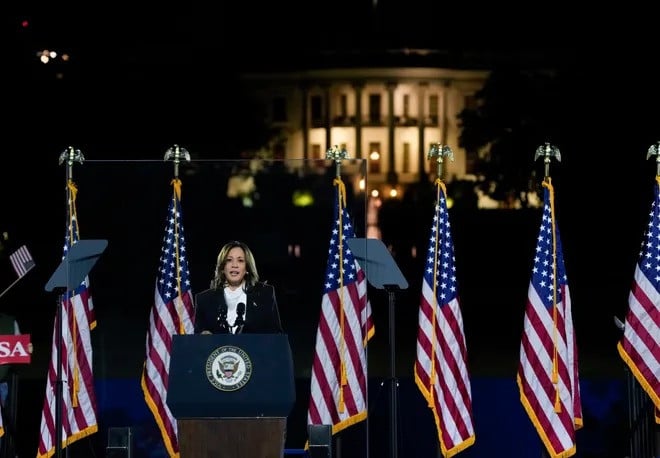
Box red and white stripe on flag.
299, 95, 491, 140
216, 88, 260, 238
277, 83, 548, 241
37, 182, 98, 458
518, 182, 582, 458
9, 244, 34, 278
308, 277, 371, 430
37, 281, 98, 457
617, 181, 660, 421
141, 179, 195, 457
415, 181, 475, 458
307, 180, 374, 437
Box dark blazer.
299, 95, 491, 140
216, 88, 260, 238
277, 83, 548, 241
194, 282, 283, 334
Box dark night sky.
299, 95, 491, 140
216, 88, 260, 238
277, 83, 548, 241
4, 1, 660, 374
6, 0, 660, 255
3, 6, 660, 458
7, 2, 660, 126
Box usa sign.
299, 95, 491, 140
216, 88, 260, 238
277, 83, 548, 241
0, 334, 31, 364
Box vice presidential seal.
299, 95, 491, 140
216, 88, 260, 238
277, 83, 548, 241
206, 345, 252, 391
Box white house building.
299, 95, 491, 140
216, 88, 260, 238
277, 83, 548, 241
241, 63, 489, 198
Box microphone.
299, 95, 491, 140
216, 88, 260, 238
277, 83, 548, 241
235, 302, 246, 334
218, 303, 229, 333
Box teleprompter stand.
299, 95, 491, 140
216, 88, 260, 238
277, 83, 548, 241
45, 239, 107, 458
346, 238, 408, 458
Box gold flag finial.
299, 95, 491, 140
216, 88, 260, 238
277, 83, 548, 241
326, 145, 349, 178
58, 146, 84, 181
534, 142, 561, 179
427, 143, 454, 179
646, 141, 660, 176
164, 144, 191, 178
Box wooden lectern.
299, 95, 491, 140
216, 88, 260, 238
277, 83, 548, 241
167, 333, 296, 458
177, 418, 286, 457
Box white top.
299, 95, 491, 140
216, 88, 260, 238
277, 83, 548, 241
224, 284, 247, 334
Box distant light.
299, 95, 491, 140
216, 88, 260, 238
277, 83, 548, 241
21, 20, 29, 28
389, 189, 398, 198
369, 151, 380, 160
370, 189, 379, 198
37, 49, 55, 64
293, 190, 314, 207
359, 178, 365, 190
36, 49, 65, 64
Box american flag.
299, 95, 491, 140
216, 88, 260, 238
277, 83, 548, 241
517, 181, 582, 458
617, 180, 660, 420
308, 178, 374, 437
9, 244, 35, 278
141, 178, 194, 457
414, 180, 475, 457
37, 180, 98, 458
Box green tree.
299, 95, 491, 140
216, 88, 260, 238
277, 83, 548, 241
457, 65, 569, 206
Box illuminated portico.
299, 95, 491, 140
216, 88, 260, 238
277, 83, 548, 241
241, 65, 488, 196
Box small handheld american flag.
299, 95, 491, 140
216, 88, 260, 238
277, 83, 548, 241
9, 245, 35, 278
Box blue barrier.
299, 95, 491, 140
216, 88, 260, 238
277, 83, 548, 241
83, 376, 628, 458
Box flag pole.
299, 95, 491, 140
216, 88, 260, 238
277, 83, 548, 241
644, 143, 660, 458
164, 144, 190, 335
55, 146, 85, 458
617, 142, 660, 457
0, 264, 35, 300
325, 145, 349, 458
141, 144, 192, 458
308, 146, 375, 458
427, 144, 454, 458
533, 142, 560, 458
328, 144, 401, 458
